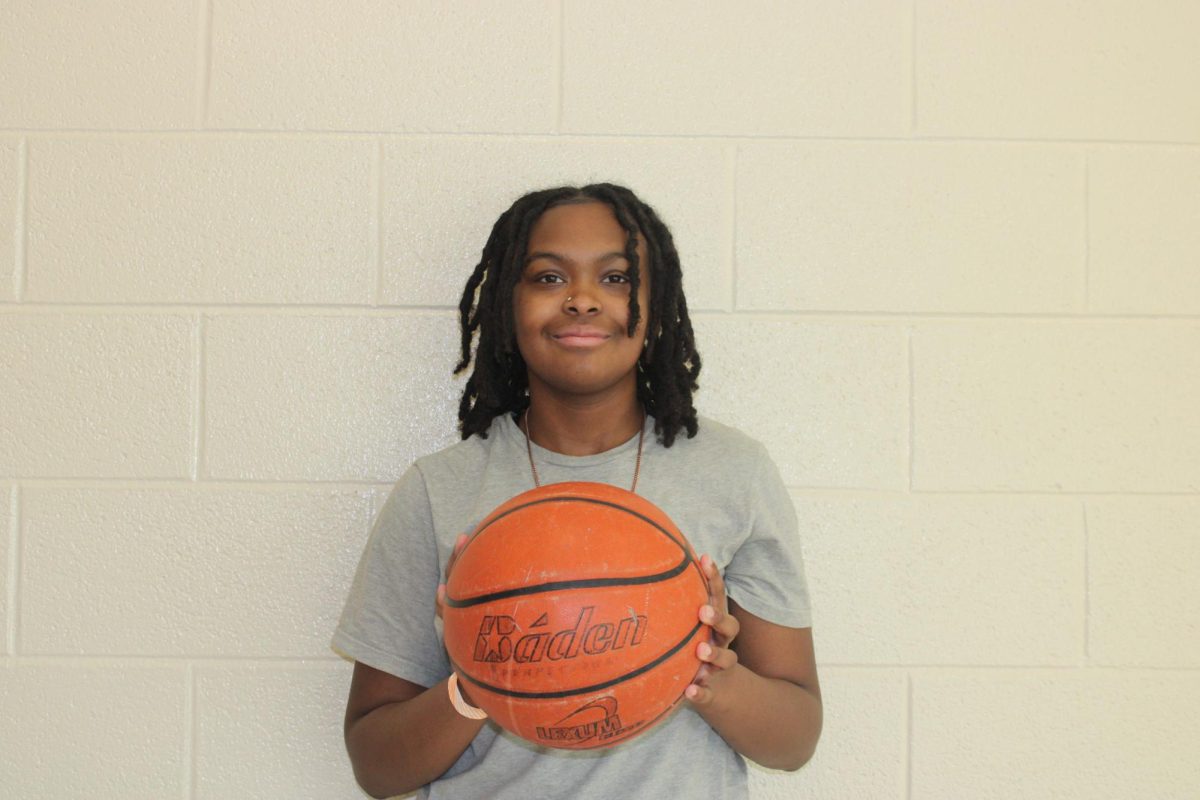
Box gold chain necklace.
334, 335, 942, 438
522, 408, 646, 492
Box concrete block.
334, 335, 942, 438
737, 142, 1084, 312
205, 312, 461, 481
797, 492, 1083, 665
195, 662, 359, 799
917, 0, 1200, 141
21, 487, 372, 656
26, 137, 374, 304
209, 0, 557, 132
1089, 147, 1200, 313
1088, 498, 1200, 667
0, 313, 193, 478
563, 1, 909, 136
912, 670, 1200, 799
749, 668, 905, 800
0, 0, 195, 129
694, 317, 906, 489
0, 662, 186, 798
382, 137, 731, 311
913, 322, 1200, 491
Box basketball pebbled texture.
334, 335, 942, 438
442, 481, 712, 749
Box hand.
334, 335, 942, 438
685, 554, 741, 707
435, 533, 470, 621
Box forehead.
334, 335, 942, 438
526, 201, 642, 255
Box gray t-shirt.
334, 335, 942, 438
332, 414, 812, 800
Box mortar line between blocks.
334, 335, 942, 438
193, 316, 206, 481
726, 144, 738, 312
7, 477, 1200, 497
4, 304, 1200, 322
3, 129, 1200, 147
905, 671, 914, 800
1083, 150, 1091, 311
374, 138, 384, 305
909, 0, 918, 135
1082, 500, 1090, 663
185, 662, 196, 800
15, 138, 28, 301
907, 328, 915, 491
12, 478, 394, 491
6, 485, 19, 655
9, 303, 1200, 321
554, 0, 565, 134
13, 654, 349, 667
196, 0, 213, 128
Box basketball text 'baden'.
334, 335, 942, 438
442, 482, 712, 749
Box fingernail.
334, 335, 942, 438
698, 642, 712, 660
701, 605, 714, 622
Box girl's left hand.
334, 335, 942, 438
685, 554, 741, 707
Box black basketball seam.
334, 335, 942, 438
447, 494, 697, 607
443, 560, 692, 608
456, 619, 706, 700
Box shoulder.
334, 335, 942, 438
664, 415, 770, 465
408, 414, 514, 483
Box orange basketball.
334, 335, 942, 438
442, 481, 711, 749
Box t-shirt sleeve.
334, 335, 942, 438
722, 443, 813, 629
330, 463, 450, 687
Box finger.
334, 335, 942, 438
684, 683, 714, 706
435, 583, 447, 620
700, 603, 740, 646
700, 554, 728, 612
697, 640, 739, 672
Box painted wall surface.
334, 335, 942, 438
2, 2, 1198, 798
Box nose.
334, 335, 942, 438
564, 290, 600, 315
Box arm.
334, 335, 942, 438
343, 662, 485, 799
686, 556, 822, 771
343, 533, 481, 799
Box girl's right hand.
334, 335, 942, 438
435, 533, 470, 620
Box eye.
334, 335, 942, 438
602, 272, 631, 285
532, 273, 566, 284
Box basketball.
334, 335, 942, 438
442, 481, 711, 749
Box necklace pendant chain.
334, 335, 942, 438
523, 408, 646, 493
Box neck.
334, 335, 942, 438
523, 386, 643, 456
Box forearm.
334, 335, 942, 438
346, 677, 486, 798
695, 663, 822, 771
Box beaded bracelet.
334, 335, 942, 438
447, 672, 488, 720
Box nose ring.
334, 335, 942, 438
566, 296, 574, 303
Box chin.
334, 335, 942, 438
532, 370, 639, 399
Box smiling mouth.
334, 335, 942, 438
552, 330, 610, 348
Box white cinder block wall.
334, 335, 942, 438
2, 2, 1198, 798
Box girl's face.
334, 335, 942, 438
513, 201, 650, 404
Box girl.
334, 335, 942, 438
333, 183, 821, 799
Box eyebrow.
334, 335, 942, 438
524, 251, 630, 265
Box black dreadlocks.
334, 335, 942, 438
454, 183, 701, 447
